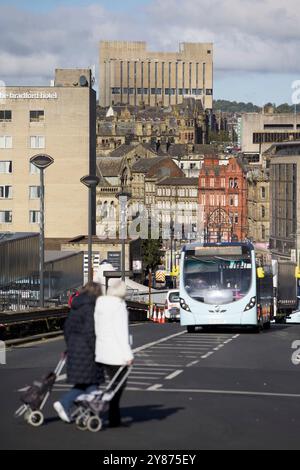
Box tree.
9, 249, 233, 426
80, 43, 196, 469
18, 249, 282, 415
141, 238, 163, 271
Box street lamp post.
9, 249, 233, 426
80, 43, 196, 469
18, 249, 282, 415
116, 188, 131, 281
80, 175, 100, 283
30, 154, 54, 308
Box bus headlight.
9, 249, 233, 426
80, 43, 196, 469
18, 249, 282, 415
244, 297, 256, 311
180, 297, 191, 312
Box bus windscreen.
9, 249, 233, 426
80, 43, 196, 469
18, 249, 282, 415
183, 246, 252, 305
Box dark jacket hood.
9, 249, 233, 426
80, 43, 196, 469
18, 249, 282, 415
71, 292, 96, 310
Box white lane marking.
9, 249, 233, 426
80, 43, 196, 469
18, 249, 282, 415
146, 384, 163, 391
186, 360, 199, 367
165, 369, 183, 380
136, 388, 300, 399
56, 374, 67, 382
127, 381, 151, 386
201, 352, 214, 359
223, 339, 233, 344
133, 330, 186, 353
131, 371, 166, 375
134, 362, 184, 368
233, 334, 240, 339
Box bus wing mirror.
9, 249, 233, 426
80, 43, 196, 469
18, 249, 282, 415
257, 267, 265, 279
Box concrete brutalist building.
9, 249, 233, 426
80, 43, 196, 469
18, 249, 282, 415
99, 41, 213, 109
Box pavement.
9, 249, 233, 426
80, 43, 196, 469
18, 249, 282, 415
1, 322, 300, 449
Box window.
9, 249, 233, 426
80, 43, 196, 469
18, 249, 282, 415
0, 136, 12, 148
0, 161, 12, 173
261, 187, 266, 199
201, 177, 205, 188
29, 210, 40, 224
30, 110, 44, 122
29, 162, 39, 174
129, 88, 134, 95
234, 195, 239, 206
0, 211, 12, 223
0, 110, 12, 122
29, 186, 40, 199
0, 186, 12, 198
209, 194, 215, 206
30, 136, 45, 149
262, 206, 265, 218
220, 178, 225, 188
234, 213, 239, 224
111, 88, 121, 95
206, 89, 213, 95
210, 178, 214, 188
200, 194, 206, 205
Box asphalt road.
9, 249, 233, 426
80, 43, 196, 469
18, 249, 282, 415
1, 322, 300, 450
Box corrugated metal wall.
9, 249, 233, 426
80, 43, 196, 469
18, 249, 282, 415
0, 235, 39, 288
44, 253, 83, 299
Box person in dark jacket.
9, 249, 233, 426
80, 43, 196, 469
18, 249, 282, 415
53, 282, 103, 423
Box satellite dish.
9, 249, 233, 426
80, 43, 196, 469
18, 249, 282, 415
79, 75, 88, 87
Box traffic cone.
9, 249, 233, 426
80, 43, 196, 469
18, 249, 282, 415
157, 309, 161, 324
152, 306, 157, 323
161, 309, 166, 324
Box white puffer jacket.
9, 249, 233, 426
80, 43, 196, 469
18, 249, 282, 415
94, 282, 133, 366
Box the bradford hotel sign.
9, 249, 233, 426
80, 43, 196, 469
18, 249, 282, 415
0, 90, 58, 100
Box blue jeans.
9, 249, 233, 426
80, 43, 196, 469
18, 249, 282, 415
59, 384, 98, 415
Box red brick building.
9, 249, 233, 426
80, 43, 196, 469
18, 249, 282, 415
198, 156, 248, 242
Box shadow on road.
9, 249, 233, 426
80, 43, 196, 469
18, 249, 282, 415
121, 404, 184, 424
43, 404, 184, 427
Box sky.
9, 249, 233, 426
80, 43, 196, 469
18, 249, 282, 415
0, 0, 299, 105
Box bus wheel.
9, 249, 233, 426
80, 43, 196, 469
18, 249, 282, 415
187, 325, 196, 333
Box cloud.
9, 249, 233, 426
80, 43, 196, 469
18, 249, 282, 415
0, 0, 299, 89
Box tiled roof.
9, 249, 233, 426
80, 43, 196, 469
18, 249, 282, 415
96, 157, 123, 177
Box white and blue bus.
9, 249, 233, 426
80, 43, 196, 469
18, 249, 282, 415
180, 242, 273, 333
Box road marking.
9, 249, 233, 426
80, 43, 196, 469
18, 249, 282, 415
137, 387, 300, 399
165, 369, 183, 380
146, 384, 163, 391
133, 330, 186, 353
186, 360, 199, 367
131, 371, 166, 375
223, 339, 233, 344
201, 352, 214, 359
134, 362, 184, 368
127, 381, 151, 386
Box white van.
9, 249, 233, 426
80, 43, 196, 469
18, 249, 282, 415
165, 290, 180, 321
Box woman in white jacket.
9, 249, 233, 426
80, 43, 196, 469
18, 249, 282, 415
94, 279, 133, 427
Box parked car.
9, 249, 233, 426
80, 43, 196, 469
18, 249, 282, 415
165, 290, 180, 322
286, 309, 300, 324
